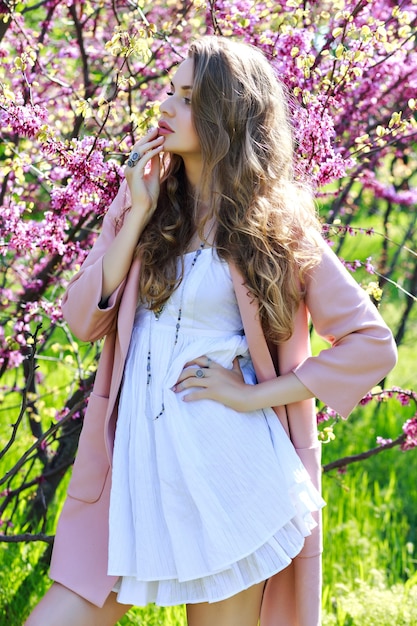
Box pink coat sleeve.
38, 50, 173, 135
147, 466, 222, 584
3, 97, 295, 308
293, 239, 397, 418
61, 180, 131, 342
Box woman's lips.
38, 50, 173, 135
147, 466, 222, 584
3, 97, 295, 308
158, 122, 174, 135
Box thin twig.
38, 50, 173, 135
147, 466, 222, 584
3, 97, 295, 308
0, 533, 54, 544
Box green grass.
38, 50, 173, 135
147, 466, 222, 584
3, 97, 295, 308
318, 394, 417, 625
321, 468, 417, 624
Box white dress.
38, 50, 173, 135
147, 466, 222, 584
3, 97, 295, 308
108, 247, 325, 607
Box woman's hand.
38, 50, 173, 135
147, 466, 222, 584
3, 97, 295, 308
173, 356, 254, 412
101, 128, 165, 302
124, 127, 165, 219
173, 357, 314, 413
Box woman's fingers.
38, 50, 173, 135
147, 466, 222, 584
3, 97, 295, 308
174, 357, 244, 391
173, 356, 250, 411
183, 355, 217, 371
126, 132, 164, 175
174, 367, 210, 389
124, 128, 165, 212
177, 356, 218, 386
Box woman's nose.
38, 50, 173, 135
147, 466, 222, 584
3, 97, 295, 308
159, 97, 174, 117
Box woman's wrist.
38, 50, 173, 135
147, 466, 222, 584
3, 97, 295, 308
248, 372, 313, 412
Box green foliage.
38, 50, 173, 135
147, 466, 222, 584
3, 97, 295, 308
0, 542, 51, 625
322, 398, 417, 545
322, 468, 415, 585
320, 407, 417, 625
322, 571, 417, 626
119, 605, 186, 626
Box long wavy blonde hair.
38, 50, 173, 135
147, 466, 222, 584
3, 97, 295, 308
136, 36, 322, 342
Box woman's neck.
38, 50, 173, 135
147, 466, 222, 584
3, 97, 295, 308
183, 155, 204, 191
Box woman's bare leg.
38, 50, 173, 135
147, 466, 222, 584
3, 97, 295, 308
24, 582, 131, 626
186, 582, 265, 626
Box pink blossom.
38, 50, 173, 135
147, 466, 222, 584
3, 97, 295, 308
2, 102, 48, 138
402, 417, 417, 451
55, 407, 70, 421
316, 406, 338, 423
365, 258, 375, 274
316, 411, 329, 424
376, 436, 393, 446
360, 392, 373, 406
397, 393, 412, 407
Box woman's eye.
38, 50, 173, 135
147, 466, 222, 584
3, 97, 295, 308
166, 90, 191, 104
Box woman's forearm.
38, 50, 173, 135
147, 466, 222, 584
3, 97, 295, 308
101, 206, 148, 302
247, 372, 313, 411
101, 130, 164, 302
177, 358, 314, 413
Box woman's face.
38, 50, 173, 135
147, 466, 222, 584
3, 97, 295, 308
158, 58, 201, 160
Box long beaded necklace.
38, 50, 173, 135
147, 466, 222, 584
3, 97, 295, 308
146, 241, 206, 420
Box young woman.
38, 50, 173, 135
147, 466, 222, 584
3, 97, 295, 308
26, 36, 397, 626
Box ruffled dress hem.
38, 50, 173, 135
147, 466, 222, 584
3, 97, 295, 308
110, 471, 324, 606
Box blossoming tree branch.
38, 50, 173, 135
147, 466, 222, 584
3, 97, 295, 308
0, 0, 416, 543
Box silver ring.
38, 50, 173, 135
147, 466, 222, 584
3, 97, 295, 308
195, 369, 205, 378
127, 151, 140, 167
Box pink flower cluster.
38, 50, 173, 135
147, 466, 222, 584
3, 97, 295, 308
402, 417, 417, 451
1, 102, 48, 137
360, 171, 417, 207
209, 0, 417, 194
320, 387, 417, 453
360, 387, 416, 408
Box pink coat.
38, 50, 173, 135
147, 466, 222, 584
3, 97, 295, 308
50, 182, 397, 623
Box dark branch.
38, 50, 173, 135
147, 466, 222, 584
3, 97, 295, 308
323, 434, 406, 473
